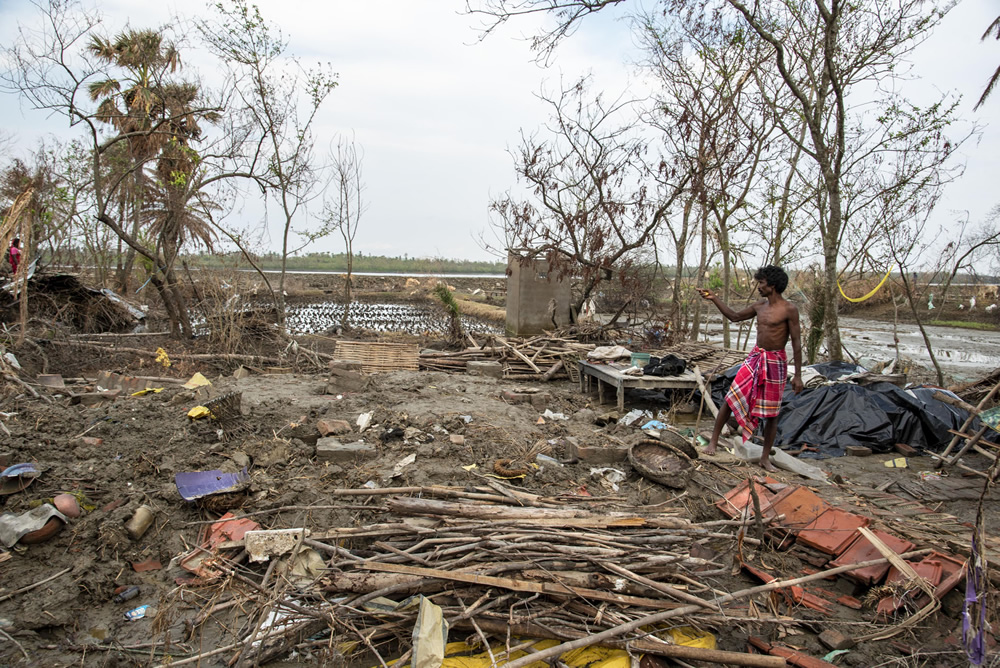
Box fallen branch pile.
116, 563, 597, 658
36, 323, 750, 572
153, 486, 931, 668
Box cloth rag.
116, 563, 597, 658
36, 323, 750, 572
725, 346, 787, 442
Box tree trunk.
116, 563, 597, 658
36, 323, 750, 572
821, 241, 843, 362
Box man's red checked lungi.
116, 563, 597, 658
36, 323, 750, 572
724, 346, 788, 442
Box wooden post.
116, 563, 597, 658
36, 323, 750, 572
935, 377, 1000, 468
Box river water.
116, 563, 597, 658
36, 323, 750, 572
698, 316, 1000, 383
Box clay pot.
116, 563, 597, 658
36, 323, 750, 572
19, 517, 65, 545
53, 493, 81, 519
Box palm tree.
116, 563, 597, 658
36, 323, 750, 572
975, 16, 1000, 110
87, 29, 182, 291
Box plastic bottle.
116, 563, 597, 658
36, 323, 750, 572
113, 585, 139, 603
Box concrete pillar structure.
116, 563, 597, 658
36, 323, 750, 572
505, 253, 571, 336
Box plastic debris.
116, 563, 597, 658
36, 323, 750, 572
642, 419, 667, 430
174, 468, 250, 501
187, 406, 212, 420
0, 504, 68, 548
541, 410, 568, 421
357, 412, 373, 432
0, 463, 40, 495
391, 453, 417, 478
590, 467, 626, 492
884, 457, 908, 468
124, 604, 151, 621
620, 409, 650, 427
182, 372, 211, 389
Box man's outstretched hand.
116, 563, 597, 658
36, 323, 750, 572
697, 288, 715, 301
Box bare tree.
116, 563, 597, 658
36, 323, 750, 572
486, 77, 687, 319
323, 134, 366, 330
470, 0, 962, 364
200, 0, 338, 323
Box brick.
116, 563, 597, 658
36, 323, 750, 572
501, 390, 531, 404
566, 440, 629, 464
844, 445, 872, 457
449, 434, 465, 445
317, 419, 352, 436
797, 509, 870, 555
894, 442, 918, 456
466, 361, 503, 378
818, 629, 856, 651
315, 438, 376, 463
836, 594, 863, 610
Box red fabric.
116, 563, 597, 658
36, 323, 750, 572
724, 346, 788, 442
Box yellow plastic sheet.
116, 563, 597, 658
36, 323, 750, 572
387, 639, 629, 668
182, 372, 212, 389
667, 626, 716, 649
187, 406, 212, 420
131, 388, 164, 397
838, 266, 893, 303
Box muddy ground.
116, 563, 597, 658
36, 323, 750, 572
0, 271, 998, 667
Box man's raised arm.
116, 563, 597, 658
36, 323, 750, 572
698, 288, 757, 322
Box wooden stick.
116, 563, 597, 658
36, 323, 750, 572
359, 561, 682, 610
0, 567, 72, 603
936, 377, 1000, 468
933, 391, 980, 416
693, 365, 718, 418
499, 548, 932, 668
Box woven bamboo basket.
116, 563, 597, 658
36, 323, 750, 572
629, 439, 694, 489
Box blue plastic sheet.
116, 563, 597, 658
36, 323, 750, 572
175, 468, 249, 501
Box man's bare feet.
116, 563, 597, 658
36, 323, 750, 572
703, 445, 717, 455
759, 457, 778, 472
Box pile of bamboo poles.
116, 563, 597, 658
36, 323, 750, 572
419, 335, 595, 380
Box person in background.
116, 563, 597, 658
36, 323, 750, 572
7, 238, 21, 275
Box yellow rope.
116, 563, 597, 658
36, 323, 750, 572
837, 266, 893, 303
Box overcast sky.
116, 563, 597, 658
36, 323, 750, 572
0, 0, 997, 263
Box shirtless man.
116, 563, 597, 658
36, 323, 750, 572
698, 265, 803, 471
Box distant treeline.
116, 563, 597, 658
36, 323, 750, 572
187, 252, 507, 275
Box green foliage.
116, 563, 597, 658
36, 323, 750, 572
187, 252, 507, 275
928, 320, 998, 331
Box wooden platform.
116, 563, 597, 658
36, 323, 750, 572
333, 341, 420, 372
578, 344, 747, 411
579, 361, 700, 412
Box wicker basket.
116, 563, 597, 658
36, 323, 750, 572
629, 439, 694, 489
658, 427, 699, 460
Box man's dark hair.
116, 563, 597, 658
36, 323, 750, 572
11, 238, 19, 246
755, 265, 788, 293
